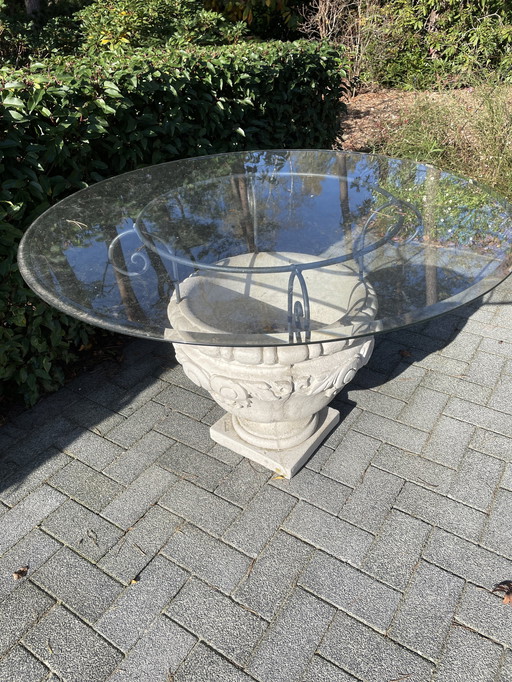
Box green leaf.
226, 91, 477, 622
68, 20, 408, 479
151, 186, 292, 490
3, 96, 25, 109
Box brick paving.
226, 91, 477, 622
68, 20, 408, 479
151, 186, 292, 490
2, 278, 512, 681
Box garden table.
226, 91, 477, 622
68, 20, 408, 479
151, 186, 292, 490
18, 150, 512, 477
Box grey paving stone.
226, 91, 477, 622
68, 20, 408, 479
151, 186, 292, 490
160, 479, 240, 537
343, 386, 406, 418
201, 401, 226, 426
100, 379, 167, 418
470, 428, 512, 461
421, 415, 475, 468
449, 449, 504, 511
233, 530, 314, 621
0, 485, 66, 555
119, 336, 166, 361
154, 383, 213, 419
23, 605, 123, 682
389, 561, 464, 660
434, 626, 502, 682
283, 501, 373, 566
12, 388, 78, 431
106, 615, 196, 681
481, 489, 512, 559
32, 546, 123, 622
42, 499, 124, 562
117, 376, 167, 417
101, 465, 176, 530
65, 364, 114, 395
215, 459, 270, 507
398, 387, 449, 433
420, 372, 491, 406
319, 610, 433, 682
299, 550, 401, 631
439, 330, 482, 363
501, 462, 512, 491
0, 458, 19, 489
0, 581, 54, 655
222, 486, 296, 557
304, 444, 334, 473
444, 397, 512, 439
363, 510, 431, 591
157, 360, 203, 392
8, 417, 76, 465
415, 353, 468, 377
0, 448, 70, 506
340, 466, 403, 534
74, 378, 127, 409
464, 318, 512, 340
0, 528, 61, 603
107, 401, 168, 448
456, 583, 512, 647
374, 444, 454, 493
321, 430, 380, 487
389, 322, 448, 353
161, 523, 252, 593
0, 645, 49, 682
375, 363, 426, 401
57, 428, 125, 470
301, 656, 357, 682
174, 643, 253, 682
247, 588, 335, 682
270, 466, 351, 515
396, 482, 486, 541
158, 442, 233, 491
480, 335, 512, 358
103, 431, 174, 485
96, 555, 187, 651
49, 459, 124, 513
113, 358, 168, 390
98, 505, 183, 584
322, 403, 363, 449
488, 378, 512, 416
423, 528, 512, 587
166, 578, 267, 665
207, 443, 244, 467
155, 411, 214, 453
353, 412, 428, 453
366, 338, 406, 374
464, 351, 506, 388
64, 398, 125, 436
496, 650, 512, 682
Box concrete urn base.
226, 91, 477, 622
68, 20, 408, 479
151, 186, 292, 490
167, 253, 377, 478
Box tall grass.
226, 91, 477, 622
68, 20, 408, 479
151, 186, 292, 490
378, 82, 512, 200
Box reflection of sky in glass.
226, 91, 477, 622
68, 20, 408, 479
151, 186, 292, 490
136, 168, 409, 267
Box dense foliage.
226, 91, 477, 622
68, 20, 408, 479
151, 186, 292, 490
300, 0, 512, 88
0, 41, 346, 406
369, 0, 512, 87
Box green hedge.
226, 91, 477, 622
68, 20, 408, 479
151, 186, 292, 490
0, 40, 346, 406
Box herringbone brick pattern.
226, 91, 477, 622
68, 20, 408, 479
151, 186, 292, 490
2, 278, 512, 681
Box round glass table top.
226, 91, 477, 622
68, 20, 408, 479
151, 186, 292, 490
18, 150, 512, 346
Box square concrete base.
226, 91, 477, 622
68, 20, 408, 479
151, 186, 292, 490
210, 407, 340, 478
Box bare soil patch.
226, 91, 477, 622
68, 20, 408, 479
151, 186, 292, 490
336, 86, 512, 153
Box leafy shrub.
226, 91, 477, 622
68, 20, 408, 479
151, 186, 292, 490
0, 0, 90, 67
364, 0, 512, 88
77, 0, 247, 51
0, 40, 346, 406
299, 0, 512, 88
206, 0, 303, 33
